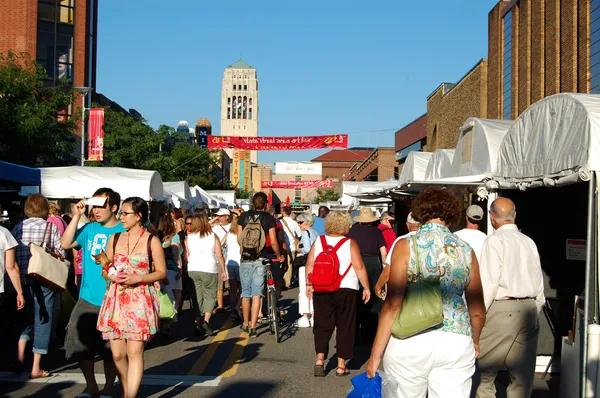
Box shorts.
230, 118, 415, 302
240, 260, 265, 298
166, 269, 183, 290
227, 260, 240, 281
65, 298, 112, 361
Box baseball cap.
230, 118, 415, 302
466, 205, 484, 221
215, 209, 230, 216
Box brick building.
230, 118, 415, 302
487, 0, 596, 120
311, 148, 374, 182
394, 114, 427, 169
1, 0, 98, 161
424, 59, 488, 152
346, 148, 397, 182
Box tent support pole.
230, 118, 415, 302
582, 172, 596, 397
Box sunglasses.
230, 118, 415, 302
185, 222, 192, 225
297, 221, 304, 225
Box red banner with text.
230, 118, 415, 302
208, 134, 348, 150
261, 180, 334, 189
88, 108, 104, 161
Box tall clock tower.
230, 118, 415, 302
220, 60, 259, 165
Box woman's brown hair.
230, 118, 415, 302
24, 194, 50, 219
411, 187, 461, 226
229, 214, 240, 236
190, 213, 212, 237
158, 214, 176, 241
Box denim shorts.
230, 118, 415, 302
240, 260, 265, 298
227, 260, 241, 281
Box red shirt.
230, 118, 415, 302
378, 224, 397, 252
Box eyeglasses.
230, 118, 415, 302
118, 211, 136, 218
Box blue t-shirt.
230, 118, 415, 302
313, 216, 326, 236
75, 222, 126, 306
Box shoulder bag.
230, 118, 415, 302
390, 235, 443, 339
28, 222, 70, 291
147, 233, 175, 320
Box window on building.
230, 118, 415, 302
503, 10, 513, 120
243, 96, 247, 119
294, 188, 302, 202
249, 108, 252, 120
59, 0, 75, 24
36, 0, 74, 84
244, 84, 247, 90
295, 176, 301, 181
591, 0, 600, 93
249, 98, 253, 106
227, 97, 231, 105
233, 84, 236, 90
227, 107, 231, 119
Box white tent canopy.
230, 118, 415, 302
342, 180, 401, 206
163, 181, 192, 209
399, 151, 432, 185
450, 117, 514, 178
496, 93, 600, 185
192, 186, 220, 209
39, 166, 165, 201
206, 190, 236, 208
424, 149, 455, 180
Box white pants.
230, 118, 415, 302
383, 330, 476, 398
298, 267, 313, 315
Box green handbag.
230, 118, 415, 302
157, 288, 176, 320
390, 235, 443, 339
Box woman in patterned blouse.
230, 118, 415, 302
365, 188, 486, 397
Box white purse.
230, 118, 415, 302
27, 223, 70, 291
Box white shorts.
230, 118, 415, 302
382, 330, 476, 397
166, 269, 183, 290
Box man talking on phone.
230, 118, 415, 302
61, 188, 125, 398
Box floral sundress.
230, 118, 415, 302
97, 250, 160, 341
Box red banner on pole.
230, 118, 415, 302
208, 135, 348, 151
261, 180, 334, 189
88, 108, 104, 161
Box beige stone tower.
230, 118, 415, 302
220, 60, 259, 166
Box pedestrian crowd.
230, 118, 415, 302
0, 184, 546, 397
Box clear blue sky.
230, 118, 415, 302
96, 0, 498, 167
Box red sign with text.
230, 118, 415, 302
261, 180, 334, 189
88, 108, 104, 161
208, 135, 348, 150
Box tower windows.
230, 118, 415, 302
249, 98, 252, 106
244, 84, 247, 90
249, 108, 252, 120
227, 97, 231, 105
237, 96, 242, 119
227, 107, 231, 119
243, 96, 247, 119
233, 84, 236, 90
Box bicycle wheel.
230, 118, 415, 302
269, 288, 280, 343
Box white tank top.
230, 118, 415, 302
313, 236, 359, 291
187, 232, 217, 273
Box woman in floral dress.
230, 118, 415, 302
96, 197, 166, 398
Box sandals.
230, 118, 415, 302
30, 370, 51, 379
314, 360, 325, 377
335, 367, 351, 377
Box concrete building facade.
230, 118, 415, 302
220, 60, 259, 165
270, 161, 323, 205
252, 164, 273, 193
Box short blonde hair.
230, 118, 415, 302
48, 202, 61, 217
324, 211, 352, 235
296, 212, 315, 226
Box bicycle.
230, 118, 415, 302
262, 258, 281, 343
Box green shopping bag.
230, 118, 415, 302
156, 288, 175, 320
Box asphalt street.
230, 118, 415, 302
0, 287, 559, 397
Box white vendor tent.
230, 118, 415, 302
496, 93, 600, 186
192, 186, 220, 209
424, 149, 455, 180
163, 181, 193, 210
399, 151, 432, 185
450, 117, 514, 178
205, 190, 236, 208
38, 166, 166, 201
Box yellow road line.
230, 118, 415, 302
188, 319, 233, 375
219, 333, 249, 377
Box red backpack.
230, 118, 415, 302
309, 236, 352, 293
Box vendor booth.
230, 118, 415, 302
205, 190, 236, 208
163, 181, 193, 211
424, 149, 455, 180
494, 93, 600, 397
398, 151, 432, 185
192, 186, 220, 210
0, 161, 41, 227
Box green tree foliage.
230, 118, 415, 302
0, 51, 76, 166
315, 188, 340, 202
235, 188, 251, 199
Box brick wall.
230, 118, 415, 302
0, 0, 37, 60
425, 60, 488, 152
347, 148, 396, 182
579, 0, 591, 93
561, 0, 578, 92
487, 2, 510, 119
531, 0, 545, 103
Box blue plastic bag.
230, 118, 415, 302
347, 372, 382, 398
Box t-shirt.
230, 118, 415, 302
313, 217, 326, 236
75, 221, 126, 306
162, 234, 182, 272
47, 216, 67, 236
0, 225, 18, 294
346, 224, 386, 257
226, 232, 241, 266
213, 224, 230, 242
378, 224, 397, 252
237, 210, 277, 260
454, 228, 487, 263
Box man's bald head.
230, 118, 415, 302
490, 197, 516, 225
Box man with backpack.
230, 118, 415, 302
237, 192, 284, 337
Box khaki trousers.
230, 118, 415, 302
473, 299, 539, 398
284, 252, 295, 288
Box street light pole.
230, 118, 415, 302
74, 87, 92, 166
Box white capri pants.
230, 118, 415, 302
298, 266, 314, 315
383, 330, 476, 398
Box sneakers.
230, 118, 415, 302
249, 328, 257, 338
241, 324, 249, 333
202, 321, 215, 336
297, 317, 311, 328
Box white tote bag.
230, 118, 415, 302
27, 223, 70, 291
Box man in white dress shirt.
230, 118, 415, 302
474, 198, 545, 398
454, 204, 487, 261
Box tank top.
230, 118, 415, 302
187, 232, 217, 273
313, 235, 358, 291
